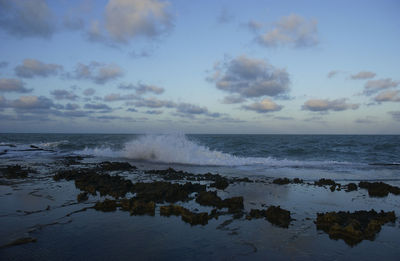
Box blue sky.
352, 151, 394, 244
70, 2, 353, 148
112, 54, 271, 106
0, 0, 399, 134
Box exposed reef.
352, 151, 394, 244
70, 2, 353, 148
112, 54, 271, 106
316, 209, 396, 246
358, 181, 400, 197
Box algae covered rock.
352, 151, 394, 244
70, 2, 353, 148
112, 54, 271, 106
160, 205, 208, 225
316, 209, 396, 246
265, 206, 292, 228
358, 181, 400, 197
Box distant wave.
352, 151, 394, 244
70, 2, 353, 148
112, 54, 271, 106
77, 134, 361, 168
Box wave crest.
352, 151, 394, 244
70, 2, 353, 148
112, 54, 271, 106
78, 134, 357, 167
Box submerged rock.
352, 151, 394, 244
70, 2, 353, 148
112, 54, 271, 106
99, 161, 136, 171
316, 209, 396, 246
358, 181, 400, 197
3, 237, 37, 247
160, 205, 208, 225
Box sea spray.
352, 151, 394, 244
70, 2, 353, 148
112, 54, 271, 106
78, 134, 357, 167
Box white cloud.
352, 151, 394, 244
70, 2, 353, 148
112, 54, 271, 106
88, 0, 174, 44
72, 62, 123, 84
0, 78, 31, 93
255, 14, 318, 48
302, 98, 359, 112
374, 90, 400, 102
15, 59, 62, 78
350, 71, 376, 80
242, 98, 283, 113
364, 78, 399, 95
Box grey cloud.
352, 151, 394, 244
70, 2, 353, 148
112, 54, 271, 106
72, 62, 123, 84
145, 110, 163, 115
327, 70, 341, 78
374, 90, 400, 102
127, 108, 138, 112
0, 61, 8, 68
11, 95, 54, 111
65, 103, 80, 110
364, 78, 399, 95
256, 14, 318, 48
104, 93, 138, 102
274, 116, 294, 120
0, 78, 31, 93
129, 50, 152, 59
132, 97, 176, 108
209, 55, 290, 99
389, 111, 400, 122
355, 117, 375, 124
351, 71, 376, 80
0, 0, 55, 38
51, 89, 78, 100
245, 20, 263, 32
222, 95, 246, 104
118, 83, 164, 95
242, 98, 283, 113
15, 59, 62, 78
217, 7, 234, 24
84, 103, 112, 111
302, 98, 359, 112
83, 88, 96, 96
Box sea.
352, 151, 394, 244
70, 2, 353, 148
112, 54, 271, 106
1, 133, 399, 181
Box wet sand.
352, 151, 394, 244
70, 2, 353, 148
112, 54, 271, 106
1, 158, 400, 260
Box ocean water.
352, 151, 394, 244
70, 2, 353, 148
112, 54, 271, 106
1, 133, 399, 181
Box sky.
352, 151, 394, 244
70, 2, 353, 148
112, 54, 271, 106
0, 0, 399, 134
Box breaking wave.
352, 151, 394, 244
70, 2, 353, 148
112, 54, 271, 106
78, 134, 359, 168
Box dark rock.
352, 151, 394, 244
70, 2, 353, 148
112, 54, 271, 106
314, 178, 337, 187
99, 161, 136, 171
77, 192, 88, 202
359, 181, 400, 197
210, 176, 229, 190
293, 178, 304, 184
195, 191, 244, 213
246, 209, 267, 220
94, 199, 118, 212
273, 178, 303, 185
160, 205, 208, 225
316, 209, 396, 246
273, 178, 290, 185
345, 183, 358, 192
265, 206, 291, 228
0, 165, 30, 179
132, 181, 206, 203
54, 169, 133, 198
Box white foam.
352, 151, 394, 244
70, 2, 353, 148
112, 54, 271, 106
78, 134, 358, 167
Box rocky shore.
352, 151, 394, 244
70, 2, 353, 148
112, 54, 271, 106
1, 157, 400, 259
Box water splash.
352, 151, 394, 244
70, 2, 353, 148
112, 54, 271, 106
79, 134, 357, 167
